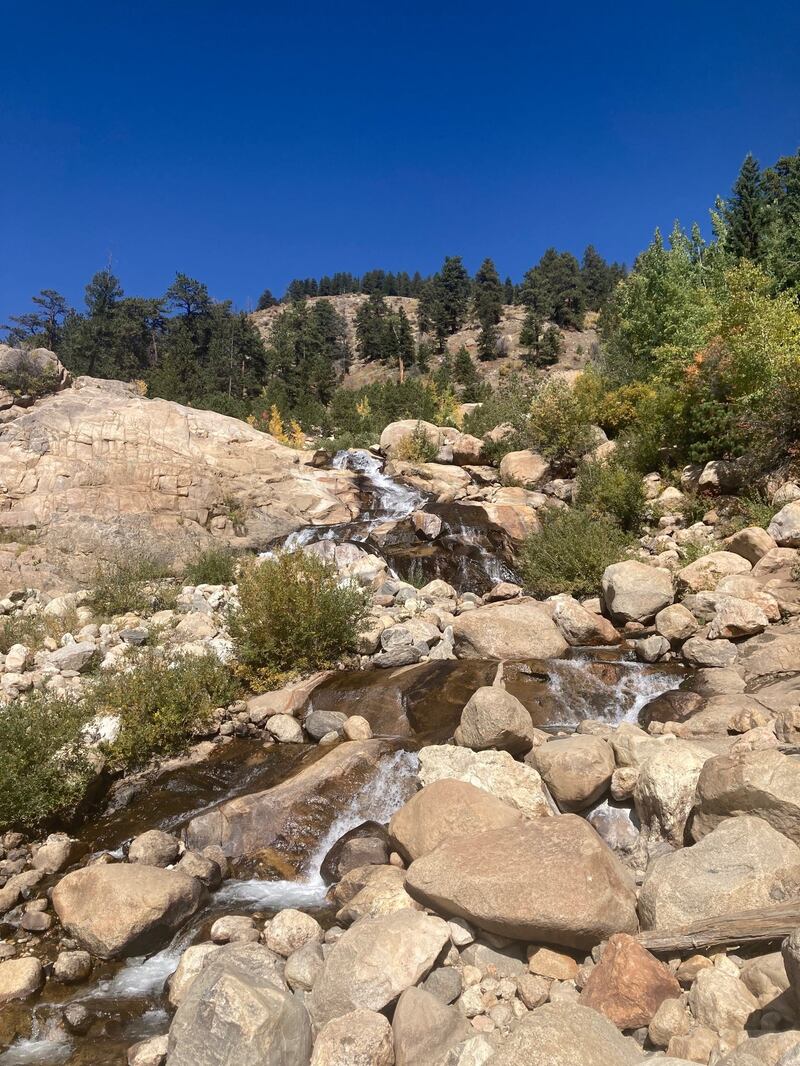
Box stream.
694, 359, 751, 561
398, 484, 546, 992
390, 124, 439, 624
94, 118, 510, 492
0, 451, 684, 1064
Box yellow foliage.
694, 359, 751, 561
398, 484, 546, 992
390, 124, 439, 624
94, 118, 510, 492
356, 396, 371, 419
289, 420, 305, 449
267, 405, 288, 442
132, 379, 148, 396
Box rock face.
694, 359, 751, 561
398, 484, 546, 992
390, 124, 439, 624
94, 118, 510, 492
308, 909, 450, 1029
184, 741, 396, 860
601, 562, 674, 624
691, 749, 800, 846
454, 686, 535, 754
417, 745, 554, 819
639, 816, 800, 931
489, 1002, 642, 1066
52, 863, 203, 959
0, 378, 359, 594
579, 933, 681, 1029
167, 945, 312, 1066
405, 816, 637, 949
533, 736, 614, 813
452, 598, 568, 660
389, 780, 524, 862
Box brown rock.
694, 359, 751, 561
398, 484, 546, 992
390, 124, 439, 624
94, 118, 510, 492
533, 735, 614, 812
579, 933, 681, 1029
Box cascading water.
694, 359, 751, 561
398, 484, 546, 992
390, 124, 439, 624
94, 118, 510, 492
544, 655, 683, 728
331, 449, 425, 523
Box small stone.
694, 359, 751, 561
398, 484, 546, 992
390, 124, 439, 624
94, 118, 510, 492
516, 973, 550, 1009
53, 950, 92, 983
209, 915, 259, 944
527, 945, 579, 981
0, 957, 43, 1003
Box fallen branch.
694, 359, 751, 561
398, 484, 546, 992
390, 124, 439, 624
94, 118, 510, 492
637, 899, 800, 954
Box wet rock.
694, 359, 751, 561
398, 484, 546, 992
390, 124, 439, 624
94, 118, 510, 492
210, 915, 259, 944
128, 829, 181, 868
692, 749, 800, 846
454, 686, 535, 754
452, 598, 568, 660
639, 689, 704, 728
53, 949, 92, 983
405, 815, 637, 950
392, 986, 471, 1065
578, 932, 681, 1029
264, 909, 322, 957
311, 1008, 394, 1065
489, 1001, 642, 1066
0, 957, 43, 1004
52, 863, 203, 959
175, 849, 222, 888
321, 821, 390, 883
305, 709, 348, 741
167, 946, 311, 1066
601, 561, 674, 624
418, 745, 554, 819
532, 735, 614, 813
308, 909, 450, 1029
389, 779, 523, 862
20, 910, 51, 933
63, 1003, 93, 1034
639, 816, 800, 931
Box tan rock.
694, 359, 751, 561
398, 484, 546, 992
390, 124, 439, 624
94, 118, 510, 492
452, 597, 568, 660
498, 450, 550, 489
488, 1001, 642, 1066
768, 502, 800, 548
0, 957, 43, 1004
311, 1008, 394, 1066
676, 551, 753, 595
656, 603, 700, 642
689, 967, 758, 1032
533, 735, 614, 813
527, 945, 579, 980
708, 597, 769, 639
550, 595, 621, 646
579, 932, 681, 1029
392, 986, 471, 1065
602, 561, 674, 624
379, 419, 442, 458
724, 527, 778, 565
454, 687, 535, 754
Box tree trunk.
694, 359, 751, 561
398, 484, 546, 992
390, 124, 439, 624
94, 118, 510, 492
637, 900, 800, 954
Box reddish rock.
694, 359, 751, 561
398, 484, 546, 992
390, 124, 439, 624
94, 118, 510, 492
578, 933, 681, 1029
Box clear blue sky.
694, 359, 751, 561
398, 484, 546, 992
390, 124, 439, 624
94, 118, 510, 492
2, 1, 799, 325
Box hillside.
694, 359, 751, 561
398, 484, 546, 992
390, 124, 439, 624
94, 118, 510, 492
252, 294, 598, 389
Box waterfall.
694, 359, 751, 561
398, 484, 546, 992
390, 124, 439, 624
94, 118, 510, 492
544, 657, 682, 728
331, 449, 425, 522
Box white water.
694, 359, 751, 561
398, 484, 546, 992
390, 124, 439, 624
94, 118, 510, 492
546, 656, 682, 727
332, 449, 424, 522
0, 1027, 71, 1066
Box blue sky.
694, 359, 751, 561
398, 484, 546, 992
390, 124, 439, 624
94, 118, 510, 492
2, 1, 799, 324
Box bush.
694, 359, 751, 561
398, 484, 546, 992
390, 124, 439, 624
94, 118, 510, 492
182, 546, 239, 586
92, 554, 176, 617
393, 421, 439, 463
575, 459, 647, 532
229, 552, 369, 687
0, 352, 60, 399
91, 649, 237, 769
0, 607, 80, 655
517, 508, 631, 599
0, 692, 94, 833
524, 379, 595, 472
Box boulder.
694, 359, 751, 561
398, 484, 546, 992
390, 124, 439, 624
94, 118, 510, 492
310, 1008, 394, 1065
379, 420, 441, 458
307, 909, 450, 1029
285, 941, 324, 993
392, 986, 471, 1065
639, 816, 800, 931
578, 932, 681, 1029
601, 561, 674, 624
682, 635, 738, 668
183, 741, 396, 860
320, 822, 389, 884
633, 738, 714, 846
335, 865, 421, 924
676, 551, 753, 594
532, 736, 614, 813
655, 603, 699, 643
454, 686, 535, 754
691, 749, 800, 846
452, 598, 568, 660
168, 943, 225, 1008
768, 502, 800, 548
128, 829, 180, 867
388, 780, 524, 862
452, 434, 484, 466
52, 863, 203, 959
688, 967, 758, 1033
405, 815, 637, 949
31, 832, 79, 874
550, 595, 621, 646
709, 597, 769, 640
498, 450, 551, 489
736, 623, 800, 682
488, 1001, 642, 1066
264, 909, 322, 957
167, 946, 311, 1066
724, 527, 778, 565
0, 957, 43, 1004
716, 1031, 800, 1064
417, 745, 554, 819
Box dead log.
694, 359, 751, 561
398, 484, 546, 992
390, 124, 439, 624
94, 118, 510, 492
637, 899, 800, 954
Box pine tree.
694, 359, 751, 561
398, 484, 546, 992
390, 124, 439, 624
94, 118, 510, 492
724, 154, 766, 262
422, 256, 472, 349
581, 246, 616, 310
503, 276, 515, 304
256, 289, 278, 310
473, 258, 503, 327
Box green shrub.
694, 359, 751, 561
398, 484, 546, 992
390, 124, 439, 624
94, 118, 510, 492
92, 554, 176, 617
91, 649, 237, 769
393, 421, 439, 463
524, 379, 595, 472
517, 508, 631, 599
0, 607, 81, 655
182, 546, 239, 586
575, 460, 647, 532
229, 551, 369, 687
0, 353, 60, 399
0, 692, 94, 833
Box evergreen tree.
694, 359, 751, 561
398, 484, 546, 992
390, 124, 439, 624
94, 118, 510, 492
420, 256, 471, 348
724, 154, 766, 262
762, 150, 800, 291
521, 249, 586, 329
256, 289, 279, 309
2, 289, 71, 349
165, 273, 212, 318
581, 246, 616, 310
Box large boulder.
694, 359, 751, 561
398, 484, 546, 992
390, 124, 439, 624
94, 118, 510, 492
183, 741, 398, 861
379, 419, 442, 458
724, 526, 778, 565
768, 502, 800, 548
52, 863, 203, 959
708, 596, 770, 639
532, 736, 614, 813
454, 686, 535, 754
736, 622, 800, 681
633, 738, 714, 847
389, 779, 523, 862
417, 745, 554, 819
578, 932, 681, 1029
392, 986, 471, 1066
551, 595, 621, 646
498, 450, 551, 488
639, 816, 800, 931
601, 561, 674, 624
691, 749, 800, 846
676, 551, 753, 594
452, 598, 568, 660
307, 909, 450, 1029
167, 945, 312, 1066
405, 815, 637, 949
488, 1001, 642, 1066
